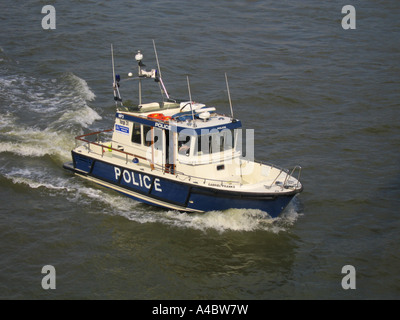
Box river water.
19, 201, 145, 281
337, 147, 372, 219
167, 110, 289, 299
1, 0, 399, 299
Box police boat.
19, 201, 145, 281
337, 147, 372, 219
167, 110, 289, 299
63, 43, 303, 217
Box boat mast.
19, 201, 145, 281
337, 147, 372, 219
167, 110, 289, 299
111, 44, 122, 107
153, 40, 170, 100
186, 76, 196, 127
111, 44, 116, 107
225, 72, 234, 120
135, 50, 144, 105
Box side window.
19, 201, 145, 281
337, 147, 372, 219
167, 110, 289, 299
143, 125, 152, 146
220, 129, 234, 152
178, 134, 191, 156
196, 134, 211, 155
131, 122, 141, 144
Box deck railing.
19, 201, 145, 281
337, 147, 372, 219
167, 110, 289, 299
74, 129, 242, 187
75, 130, 301, 190
75, 129, 148, 164
284, 165, 302, 189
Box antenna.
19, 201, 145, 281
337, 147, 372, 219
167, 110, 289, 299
111, 44, 116, 105
186, 75, 196, 127
111, 44, 122, 106
111, 44, 115, 84
153, 39, 162, 78
152, 39, 170, 99
135, 50, 143, 105
186, 75, 192, 102
225, 72, 234, 120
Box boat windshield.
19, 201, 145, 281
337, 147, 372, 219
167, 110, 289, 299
195, 129, 235, 156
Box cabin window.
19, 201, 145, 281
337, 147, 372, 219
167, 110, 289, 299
143, 125, 152, 146
178, 134, 191, 156
196, 129, 234, 156
221, 129, 234, 151
131, 122, 141, 144
196, 134, 211, 155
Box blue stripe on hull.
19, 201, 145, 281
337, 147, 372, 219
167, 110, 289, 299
69, 152, 294, 217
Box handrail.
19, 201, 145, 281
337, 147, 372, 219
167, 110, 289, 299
75, 129, 242, 187
151, 161, 242, 186
75, 129, 148, 163
283, 165, 302, 189
75, 128, 114, 140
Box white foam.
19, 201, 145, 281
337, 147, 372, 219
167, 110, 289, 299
0, 77, 13, 87
2, 167, 109, 204
0, 85, 101, 160
55, 105, 102, 129
0, 112, 14, 129
0, 141, 49, 157
0, 72, 98, 118
65, 72, 96, 102
3, 165, 138, 211
2, 167, 69, 191
117, 205, 300, 233
1, 125, 75, 159
8, 175, 71, 192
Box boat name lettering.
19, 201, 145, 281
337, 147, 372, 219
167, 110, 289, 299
154, 122, 171, 130
117, 113, 124, 119
208, 183, 235, 189
114, 167, 162, 192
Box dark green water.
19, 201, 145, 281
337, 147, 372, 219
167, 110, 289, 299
1, 0, 399, 299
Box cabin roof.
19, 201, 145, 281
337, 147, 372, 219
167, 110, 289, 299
115, 110, 242, 135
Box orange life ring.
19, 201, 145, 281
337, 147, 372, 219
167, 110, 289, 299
147, 113, 164, 120
148, 113, 171, 122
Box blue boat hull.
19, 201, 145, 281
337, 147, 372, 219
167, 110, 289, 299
64, 152, 298, 218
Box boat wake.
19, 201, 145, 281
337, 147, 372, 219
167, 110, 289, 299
116, 201, 302, 233
0, 71, 101, 161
